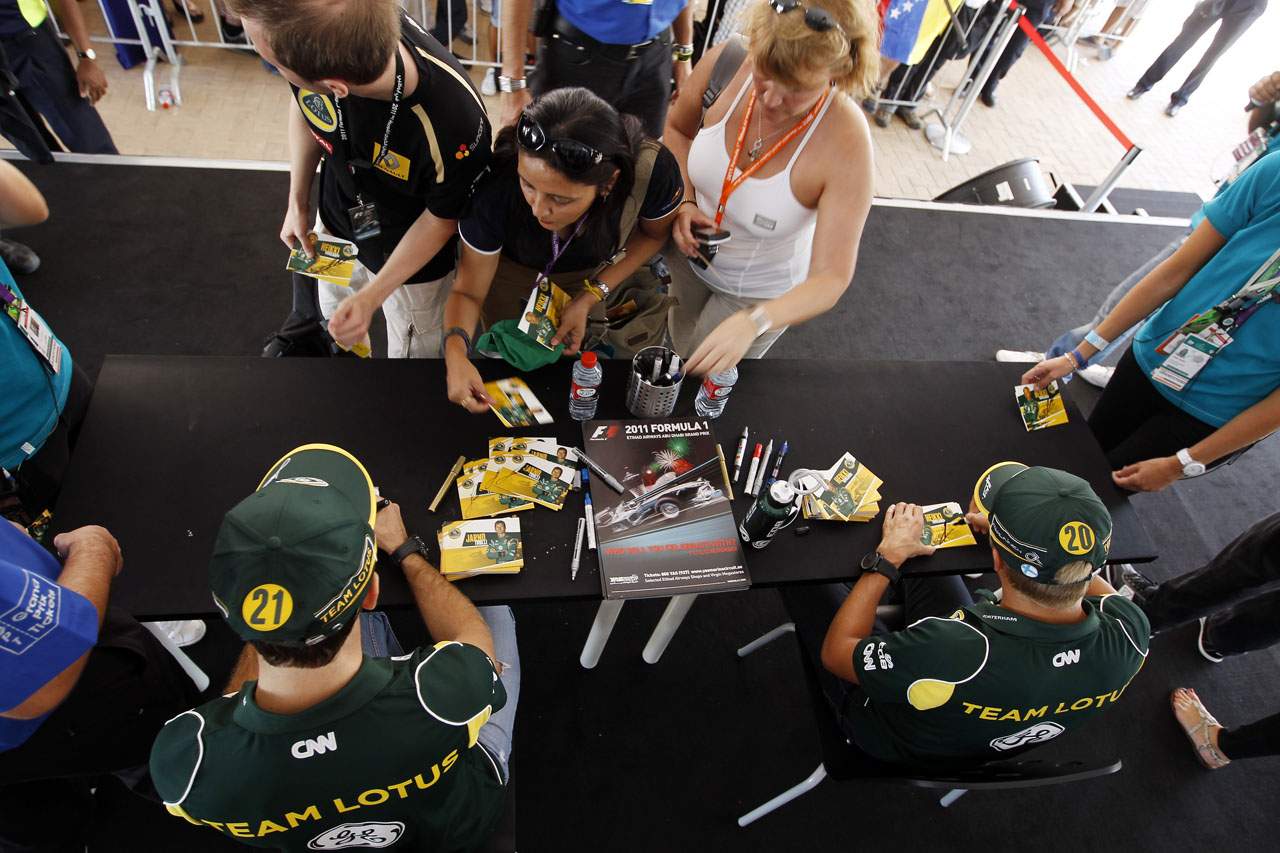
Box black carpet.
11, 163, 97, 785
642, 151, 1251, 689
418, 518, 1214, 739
10, 158, 1277, 851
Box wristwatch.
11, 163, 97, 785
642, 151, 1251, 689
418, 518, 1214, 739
859, 550, 900, 584
76, 48, 97, 61
1176, 448, 1206, 477
389, 534, 430, 567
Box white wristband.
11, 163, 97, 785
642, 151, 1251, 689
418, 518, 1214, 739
747, 306, 772, 337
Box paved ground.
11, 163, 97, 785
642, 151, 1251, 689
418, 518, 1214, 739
7, 0, 1275, 203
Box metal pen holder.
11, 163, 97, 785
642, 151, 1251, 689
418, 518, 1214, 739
626, 345, 683, 418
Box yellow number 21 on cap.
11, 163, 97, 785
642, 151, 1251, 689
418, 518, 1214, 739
243, 583, 293, 632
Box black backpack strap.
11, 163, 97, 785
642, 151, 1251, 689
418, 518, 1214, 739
700, 35, 749, 128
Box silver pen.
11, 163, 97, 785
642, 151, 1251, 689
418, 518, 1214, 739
575, 448, 624, 492
571, 517, 586, 581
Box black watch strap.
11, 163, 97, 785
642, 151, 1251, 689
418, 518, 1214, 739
390, 534, 429, 567
859, 550, 900, 584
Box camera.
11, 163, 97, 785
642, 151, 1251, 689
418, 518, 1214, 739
690, 228, 731, 270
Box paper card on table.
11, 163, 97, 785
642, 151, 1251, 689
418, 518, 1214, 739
457, 459, 535, 519
804, 453, 883, 522
920, 502, 978, 548
1015, 382, 1069, 431
517, 277, 569, 349
437, 517, 523, 579
485, 377, 554, 428
286, 233, 359, 285
484, 454, 575, 510
489, 436, 555, 456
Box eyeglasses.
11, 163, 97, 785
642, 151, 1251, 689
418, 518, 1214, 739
516, 113, 605, 174
769, 0, 848, 39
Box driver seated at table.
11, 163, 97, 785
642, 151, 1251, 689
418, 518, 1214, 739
781, 462, 1150, 767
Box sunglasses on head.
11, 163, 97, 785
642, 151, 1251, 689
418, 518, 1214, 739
516, 113, 605, 174
769, 0, 848, 39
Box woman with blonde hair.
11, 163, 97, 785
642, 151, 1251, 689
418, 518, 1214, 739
663, 0, 878, 375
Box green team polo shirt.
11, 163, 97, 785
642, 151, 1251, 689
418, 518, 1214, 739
846, 593, 1149, 767
150, 642, 507, 852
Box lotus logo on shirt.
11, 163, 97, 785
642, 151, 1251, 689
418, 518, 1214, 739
299, 91, 338, 132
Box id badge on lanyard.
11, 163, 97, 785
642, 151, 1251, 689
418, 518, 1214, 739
2, 285, 61, 373
336, 46, 405, 242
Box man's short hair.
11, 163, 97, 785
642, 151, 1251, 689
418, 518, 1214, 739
999, 557, 1094, 609
226, 0, 401, 85
250, 615, 359, 668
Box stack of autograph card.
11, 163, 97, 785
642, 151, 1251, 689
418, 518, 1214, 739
798, 452, 882, 522
1015, 382, 1068, 431
485, 377, 554, 428
919, 502, 978, 548
519, 278, 570, 349
437, 518, 523, 580
454, 437, 579, 516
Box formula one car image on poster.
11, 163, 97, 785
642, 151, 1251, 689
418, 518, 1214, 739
594, 457, 724, 532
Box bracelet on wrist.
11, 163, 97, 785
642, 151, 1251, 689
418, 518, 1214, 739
1069, 347, 1088, 369
582, 279, 609, 302
747, 306, 772, 338
443, 326, 472, 354
497, 75, 527, 93
1063, 350, 1081, 371
674, 43, 695, 60
679, 199, 699, 209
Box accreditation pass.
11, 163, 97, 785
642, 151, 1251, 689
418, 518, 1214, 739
1151, 326, 1231, 391
17, 303, 61, 373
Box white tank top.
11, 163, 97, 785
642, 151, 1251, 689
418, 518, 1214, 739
686, 74, 835, 299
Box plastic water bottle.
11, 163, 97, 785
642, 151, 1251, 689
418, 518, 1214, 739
157, 87, 175, 110
694, 366, 738, 418
569, 351, 603, 421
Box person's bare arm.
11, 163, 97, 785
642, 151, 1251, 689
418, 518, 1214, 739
0, 160, 48, 228
49, 0, 107, 104
1247, 71, 1280, 133
1113, 386, 1280, 491
327, 210, 459, 346
375, 502, 495, 662
443, 242, 501, 411
664, 41, 728, 256
1021, 219, 1229, 389
670, 3, 694, 102
1, 526, 119, 720
820, 504, 935, 684
499, 0, 535, 127
283, 101, 324, 257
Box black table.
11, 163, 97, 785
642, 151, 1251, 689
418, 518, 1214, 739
53, 356, 1154, 622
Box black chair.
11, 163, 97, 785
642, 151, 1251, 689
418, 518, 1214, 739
735, 624, 1123, 826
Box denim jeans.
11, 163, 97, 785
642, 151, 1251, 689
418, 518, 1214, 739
1045, 237, 1185, 370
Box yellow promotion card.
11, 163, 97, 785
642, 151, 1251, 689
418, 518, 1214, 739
920, 502, 978, 548
286, 233, 359, 285
518, 277, 569, 349
456, 459, 534, 519
438, 517, 523, 579
1015, 382, 1069, 431
804, 453, 883, 522
484, 377, 554, 428
483, 454, 575, 511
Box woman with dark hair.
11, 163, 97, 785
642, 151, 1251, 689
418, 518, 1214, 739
443, 87, 685, 412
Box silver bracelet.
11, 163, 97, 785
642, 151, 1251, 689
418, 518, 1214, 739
747, 306, 772, 338
497, 76, 527, 93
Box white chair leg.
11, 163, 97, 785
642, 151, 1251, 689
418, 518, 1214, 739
738, 763, 828, 827
142, 622, 210, 692
641, 594, 699, 664
736, 623, 796, 657
579, 599, 625, 669
939, 788, 968, 807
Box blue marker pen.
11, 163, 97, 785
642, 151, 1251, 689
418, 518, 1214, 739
582, 469, 597, 550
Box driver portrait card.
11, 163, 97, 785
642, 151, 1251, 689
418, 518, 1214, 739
920, 502, 978, 548
1015, 382, 1068, 431
456, 459, 534, 519
517, 277, 569, 350
484, 377, 554, 427
286, 233, 359, 285
482, 453, 574, 511
437, 517, 523, 579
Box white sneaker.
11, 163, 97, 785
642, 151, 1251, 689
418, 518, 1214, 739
1077, 364, 1115, 388
480, 67, 497, 96
995, 349, 1046, 363
152, 619, 207, 647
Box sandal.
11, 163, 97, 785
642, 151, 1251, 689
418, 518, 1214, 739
1171, 688, 1231, 770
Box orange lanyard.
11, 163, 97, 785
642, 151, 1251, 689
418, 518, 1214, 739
715, 86, 830, 229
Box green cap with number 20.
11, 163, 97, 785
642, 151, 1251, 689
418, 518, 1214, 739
209, 444, 378, 646
972, 461, 1111, 584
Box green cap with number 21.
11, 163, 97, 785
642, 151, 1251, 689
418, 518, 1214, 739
210, 444, 378, 646
972, 461, 1112, 584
